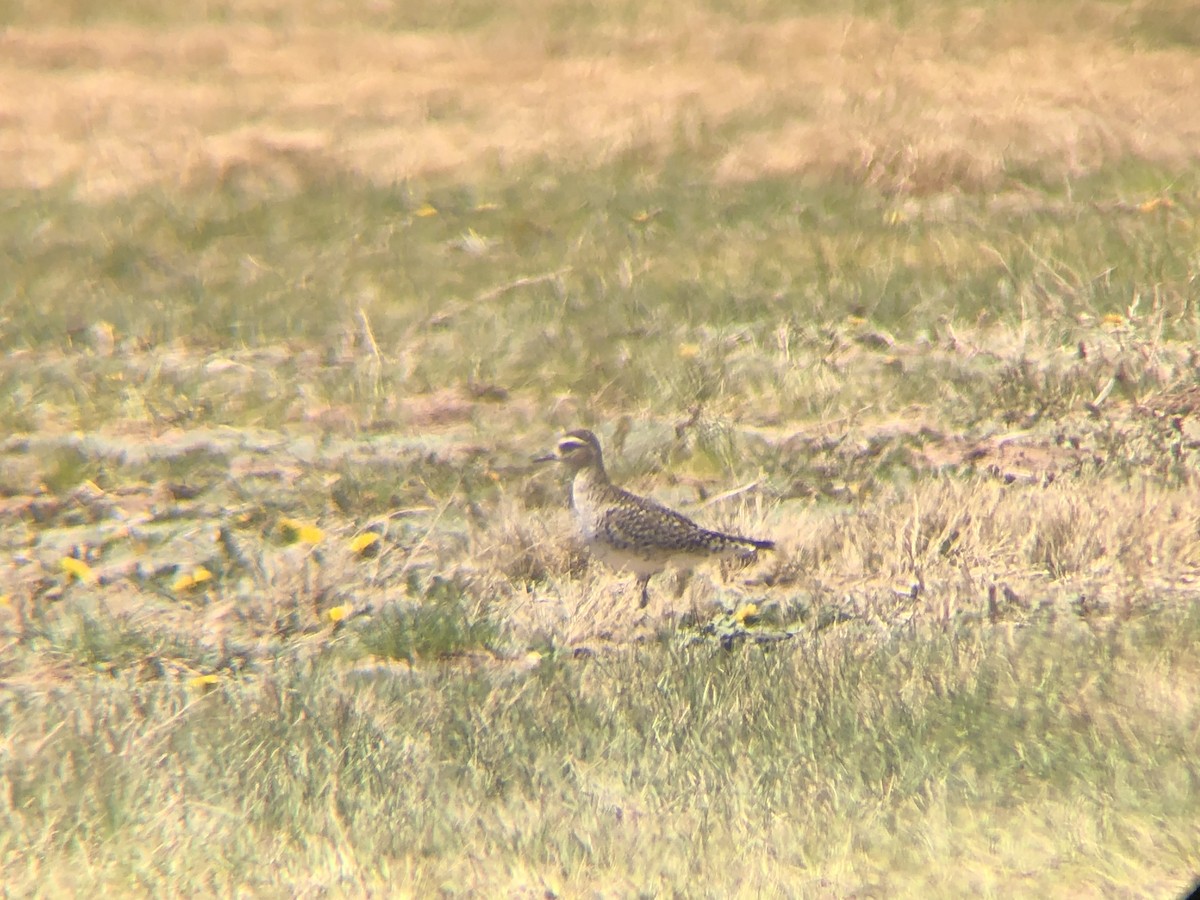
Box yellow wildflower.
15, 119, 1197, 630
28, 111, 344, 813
280, 518, 324, 544
173, 566, 214, 592
61, 557, 96, 583
734, 602, 759, 624
350, 532, 381, 554
326, 604, 352, 624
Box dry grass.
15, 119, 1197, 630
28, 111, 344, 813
3, 3, 1200, 197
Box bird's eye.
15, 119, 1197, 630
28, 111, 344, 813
558, 440, 585, 454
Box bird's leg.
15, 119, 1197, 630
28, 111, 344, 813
637, 575, 651, 609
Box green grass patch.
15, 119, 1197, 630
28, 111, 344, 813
2, 605, 1196, 894
358, 574, 501, 662
2, 159, 1196, 436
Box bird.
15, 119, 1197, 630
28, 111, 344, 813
535, 428, 774, 608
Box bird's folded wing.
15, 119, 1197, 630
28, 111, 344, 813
596, 502, 710, 553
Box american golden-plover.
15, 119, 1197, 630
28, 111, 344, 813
536, 428, 774, 608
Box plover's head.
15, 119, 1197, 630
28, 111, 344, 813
534, 429, 604, 471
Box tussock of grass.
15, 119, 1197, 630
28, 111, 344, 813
357, 574, 500, 662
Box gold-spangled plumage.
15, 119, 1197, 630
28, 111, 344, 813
536, 429, 774, 608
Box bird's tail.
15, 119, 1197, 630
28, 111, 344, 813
709, 531, 775, 558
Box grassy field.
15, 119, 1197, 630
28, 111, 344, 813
2, 0, 1200, 895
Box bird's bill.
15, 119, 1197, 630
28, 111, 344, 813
532, 453, 559, 464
